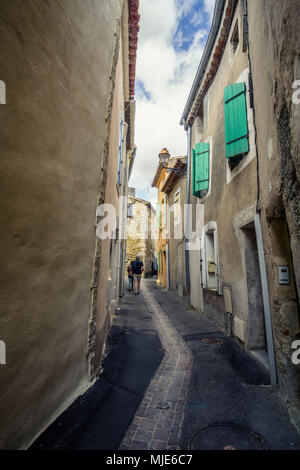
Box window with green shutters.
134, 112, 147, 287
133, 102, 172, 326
224, 82, 249, 159
192, 142, 210, 199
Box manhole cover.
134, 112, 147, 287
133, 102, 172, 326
187, 423, 268, 450
140, 329, 158, 336
156, 401, 170, 410
201, 337, 223, 345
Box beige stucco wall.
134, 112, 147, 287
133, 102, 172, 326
156, 169, 169, 288
168, 178, 187, 296
247, 0, 300, 430
0, 0, 123, 449
93, 31, 126, 370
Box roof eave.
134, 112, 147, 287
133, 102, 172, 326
179, 0, 226, 128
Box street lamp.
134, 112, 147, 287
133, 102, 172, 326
158, 148, 170, 166
158, 148, 186, 176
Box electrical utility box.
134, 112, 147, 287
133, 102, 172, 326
208, 260, 216, 274
278, 266, 290, 285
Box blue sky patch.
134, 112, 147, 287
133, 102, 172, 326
172, 0, 211, 52
136, 79, 153, 101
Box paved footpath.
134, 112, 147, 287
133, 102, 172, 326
31, 279, 300, 450
119, 282, 193, 450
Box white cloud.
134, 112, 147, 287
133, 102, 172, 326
204, 0, 216, 21
130, 0, 213, 204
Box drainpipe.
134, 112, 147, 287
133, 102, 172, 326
118, 121, 129, 298
183, 120, 191, 294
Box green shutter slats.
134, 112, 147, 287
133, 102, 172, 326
192, 142, 210, 198
224, 82, 249, 158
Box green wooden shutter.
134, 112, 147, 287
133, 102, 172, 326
192, 142, 210, 198
224, 82, 249, 158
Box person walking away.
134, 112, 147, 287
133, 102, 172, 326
127, 262, 134, 292
132, 255, 144, 295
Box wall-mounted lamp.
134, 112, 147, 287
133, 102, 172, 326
158, 148, 185, 176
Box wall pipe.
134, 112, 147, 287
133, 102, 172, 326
183, 120, 191, 294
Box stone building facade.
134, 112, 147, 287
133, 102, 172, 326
152, 149, 172, 288
126, 188, 156, 278
247, 0, 300, 430
0, 0, 139, 449
152, 150, 187, 291
162, 157, 187, 297
179, 0, 300, 431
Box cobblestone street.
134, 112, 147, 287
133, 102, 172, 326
119, 282, 193, 450
31, 279, 300, 451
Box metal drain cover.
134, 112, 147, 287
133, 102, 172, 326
201, 337, 223, 345
140, 329, 158, 336
188, 423, 268, 450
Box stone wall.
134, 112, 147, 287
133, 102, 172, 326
126, 196, 155, 277
248, 0, 300, 431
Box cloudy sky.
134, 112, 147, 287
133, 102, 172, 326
129, 0, 215, 206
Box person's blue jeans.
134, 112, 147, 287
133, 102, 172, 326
128, 276, 133, 291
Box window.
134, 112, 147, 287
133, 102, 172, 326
195, 114, 204, 142
164, 195, 167, 226
127, 203, 134, 218
205, 231, 217, 290
156, 202, 161, 229
242, 15, 248, 53
224, 82, 249, 170
192, 142, 210, 198
202, 222, 220, 292
174, 190, 180, 225
231, 21, 239, 54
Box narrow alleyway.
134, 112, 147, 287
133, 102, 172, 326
31, 280, 300, 451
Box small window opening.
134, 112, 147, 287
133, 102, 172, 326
231, 21, 239, 54
228, 153, 245, 171
127, 203, 134, 218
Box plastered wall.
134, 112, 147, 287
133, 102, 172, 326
0, 0, 122, 449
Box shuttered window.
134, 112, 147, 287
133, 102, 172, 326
224, 82, 249, 158
156, 202, 161, 229
192, 142, 210, 198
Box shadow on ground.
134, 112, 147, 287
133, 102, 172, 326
149, 279, 300, 451
30, 290, 164, 450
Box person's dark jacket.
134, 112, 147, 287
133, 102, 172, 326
132, 260, 143, 275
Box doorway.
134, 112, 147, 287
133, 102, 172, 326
242, 222, 268, 369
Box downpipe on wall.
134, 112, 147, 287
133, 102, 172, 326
183, 120, 191, 294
